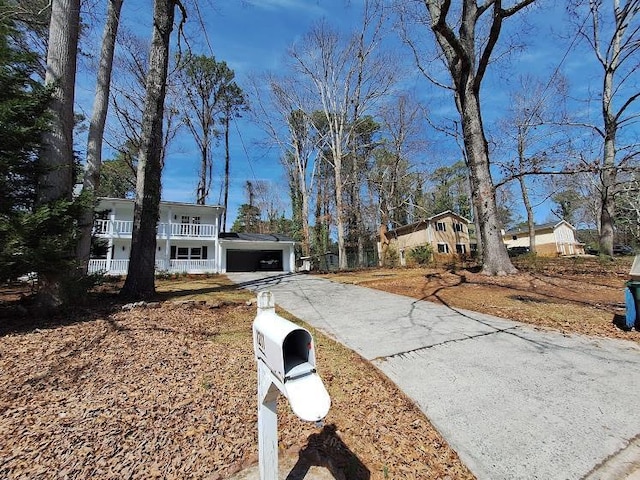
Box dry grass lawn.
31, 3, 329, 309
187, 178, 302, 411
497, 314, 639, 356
0, 276, 472, 480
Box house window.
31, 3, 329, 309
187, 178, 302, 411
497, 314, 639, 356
454, 223, 464, 232
171, 246, 208, 260
456, 244, 466, 254
436, 222, 446, 231
170, 245, 207, 260
437, 243, 449, 254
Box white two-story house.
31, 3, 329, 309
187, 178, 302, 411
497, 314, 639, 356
89, 198, 296, 275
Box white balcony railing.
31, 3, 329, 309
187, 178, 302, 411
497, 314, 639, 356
93, 219, 133, 236
93, 220, 216, 238
157, 223, 217, 238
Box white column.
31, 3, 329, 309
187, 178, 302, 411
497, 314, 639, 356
165, 207, 172, 269
215, 210, 221, 273
107, 208, 116, 272
289, 246, 295, 273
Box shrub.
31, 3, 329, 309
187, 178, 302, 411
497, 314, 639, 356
382, 245, 399, 268
408, 244, 434, 266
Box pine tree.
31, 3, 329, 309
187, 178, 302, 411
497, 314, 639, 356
0, 9, 51, 282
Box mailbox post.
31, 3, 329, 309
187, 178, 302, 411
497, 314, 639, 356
253, 291, 331, 479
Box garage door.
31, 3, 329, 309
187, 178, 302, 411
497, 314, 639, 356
226, 250, 283, 272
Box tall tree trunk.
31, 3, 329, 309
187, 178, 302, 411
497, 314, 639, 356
517, 134, 536, 253
39, 0, 79, 204
459, 86, 517, 275
599, 78, 617, 256
599, 128, 616, 256
518, 175, 536, 253
196, 144, 208, 205
223, 113, 230, 231
334, 154, 348, 270
77, 0, 124, 273
354, 186, 365, 268
37, 0, 80, 308
121, 0, 176, 299
314, 158, 331, 269
298, 167, 311, 257
421, 0, 532, 275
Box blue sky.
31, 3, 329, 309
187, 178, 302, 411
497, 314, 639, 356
75, 0, 613, 229
80, 0, 368, 229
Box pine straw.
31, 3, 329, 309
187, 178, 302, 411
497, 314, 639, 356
0, 296, 471, 479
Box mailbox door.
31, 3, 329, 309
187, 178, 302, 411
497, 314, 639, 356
283, 372, 331, 422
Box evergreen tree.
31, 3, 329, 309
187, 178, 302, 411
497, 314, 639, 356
0, 9, 51, 282
0, 11, 49, 216
231, 204, 261, 233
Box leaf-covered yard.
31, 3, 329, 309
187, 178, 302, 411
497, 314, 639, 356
0, 278, 471, 479
2, 257, 636, 479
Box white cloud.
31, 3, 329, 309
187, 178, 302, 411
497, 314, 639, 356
245, 0, 325, 14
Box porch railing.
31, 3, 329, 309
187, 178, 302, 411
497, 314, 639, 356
155, 259, 216, 273
88, 259, 129, 275
88, 259, 217, 276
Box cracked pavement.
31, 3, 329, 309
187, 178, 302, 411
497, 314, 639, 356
228, 272, 640, 480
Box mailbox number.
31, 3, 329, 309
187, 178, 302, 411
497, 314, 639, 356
256, 331, 265, 351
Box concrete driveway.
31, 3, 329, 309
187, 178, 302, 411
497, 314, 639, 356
227, 272, 640, 480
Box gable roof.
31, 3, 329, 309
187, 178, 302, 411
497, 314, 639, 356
427, 210, 472, 224
387, 210, 471, 237
504, 219, 576, 236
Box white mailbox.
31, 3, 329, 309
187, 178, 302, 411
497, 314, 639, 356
253, 291, 331, 422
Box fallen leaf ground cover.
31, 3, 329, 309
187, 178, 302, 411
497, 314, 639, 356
322, 255, 639, 343
0, 277, 471, 480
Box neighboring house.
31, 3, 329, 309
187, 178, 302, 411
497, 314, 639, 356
381, 211, 472, 266
502, 220, 585, 256
89, 198, 296, 275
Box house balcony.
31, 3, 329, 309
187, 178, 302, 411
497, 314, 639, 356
88, 259, 218, 276
93, 219, 218, 239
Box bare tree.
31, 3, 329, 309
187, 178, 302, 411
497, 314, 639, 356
108, 27, 181, 170
289, 1, 396, 269
496, 75, 572, 253
402, 0, 539, 275
569, 0, 640, 255
76, 0, 124, 273
121, 0, 184, 299
616, 170, 640, 244
371, 94, 426, 263
249, 74, 319, 256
